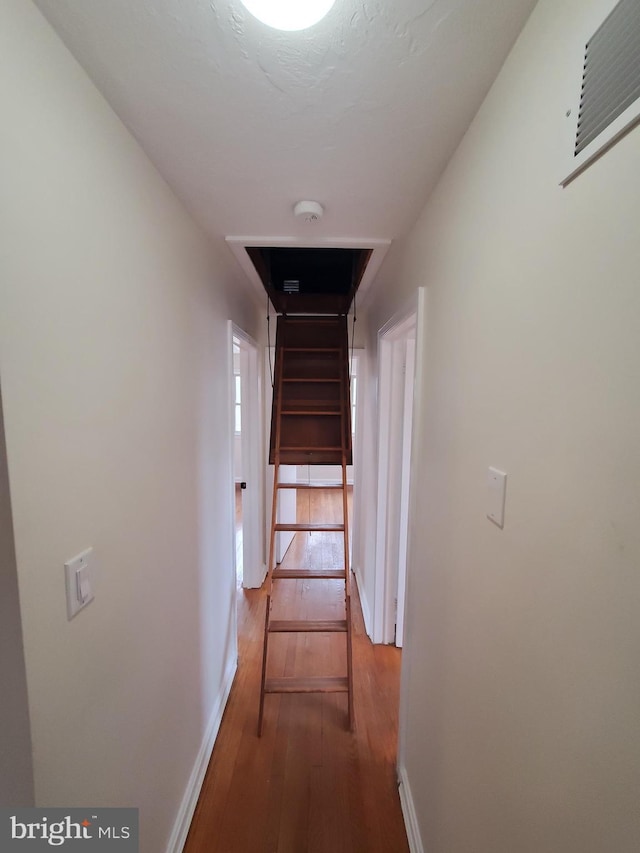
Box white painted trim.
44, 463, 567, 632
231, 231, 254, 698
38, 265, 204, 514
165, 659, 237, 853
397, 287, 427, 773
352, 565, 373, 638
372, 293, 420, 644
395, 337, 415, 648
398, 765, 425, 853
372, 336, 392, 644
226, 236, 391, 305
377, 291, 422, 339
349, 349, 368, 637
227, 322, 240, 600
383, 339, 408, 643
231, 324, 265, 590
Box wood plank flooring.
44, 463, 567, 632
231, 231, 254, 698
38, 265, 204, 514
184, 489, 409, 853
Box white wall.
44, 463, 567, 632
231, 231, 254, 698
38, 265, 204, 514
0, 386, 34, 807
0, 1, 260, 849
365, 0, 640, 850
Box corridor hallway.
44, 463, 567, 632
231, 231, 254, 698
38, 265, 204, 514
184, 489, 409, 853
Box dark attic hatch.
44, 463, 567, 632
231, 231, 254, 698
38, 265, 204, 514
246, 247, 372, 315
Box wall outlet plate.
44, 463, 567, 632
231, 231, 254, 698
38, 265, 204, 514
487, 468, 507, 529
64, 547, 95, 620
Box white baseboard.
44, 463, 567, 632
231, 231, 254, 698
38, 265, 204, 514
398, 765, 424, 853
243, 562, 267, 590
352, 565, 373, 639
166, 659, 237, 853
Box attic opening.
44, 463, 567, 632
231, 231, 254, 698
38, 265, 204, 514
246, 247, 372, 315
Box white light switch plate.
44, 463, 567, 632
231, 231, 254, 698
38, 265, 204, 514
487, 468, 507, 528
65, 547, 95, 619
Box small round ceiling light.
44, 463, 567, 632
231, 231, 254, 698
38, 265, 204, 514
293, 200, 324, 223
240, 0, 336, 31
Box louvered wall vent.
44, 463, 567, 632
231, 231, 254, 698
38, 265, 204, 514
576, 0, 640, 154
563, 0, 640, 185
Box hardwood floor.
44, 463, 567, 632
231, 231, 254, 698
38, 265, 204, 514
184, 490, 409, 853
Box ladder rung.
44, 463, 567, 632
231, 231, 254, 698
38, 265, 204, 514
272, 569, 346, 580
279, 446, 343, 452
276, 482, 344, 490
281, 317, 341, 323
269, 619, 347, 633
264, 676, 349, 694
274, 523, 345, 532
281, 410, 341, 416
280, 400, 340, 407
282, 378, 341, 383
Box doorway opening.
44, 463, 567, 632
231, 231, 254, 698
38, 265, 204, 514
232, 338, 244, 586
231, 325, 262, 589
374, 310, 418, 647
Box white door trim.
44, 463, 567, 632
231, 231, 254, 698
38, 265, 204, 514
372, 290, 425, 645
396, 287, 427, 775
230, 323, 265, 589
395, 337, 415, 648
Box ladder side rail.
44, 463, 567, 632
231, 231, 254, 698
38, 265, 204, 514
268, 319, 287, 593
341, 452, 354, 731
340, 315, 352, 460
338, 316, 355, 730
258, 457, 279, 736
259, 320, 287, 736
257, 559, 272, 736
338, 316, 352, 596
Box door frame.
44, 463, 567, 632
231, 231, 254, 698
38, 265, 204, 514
230, 323, 264, 589
395, 336, 415, 647
372, 289, 425, 645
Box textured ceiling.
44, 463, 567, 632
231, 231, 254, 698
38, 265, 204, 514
33, 0, 536, 253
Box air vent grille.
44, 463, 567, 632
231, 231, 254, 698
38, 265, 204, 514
575, 0, 640, 155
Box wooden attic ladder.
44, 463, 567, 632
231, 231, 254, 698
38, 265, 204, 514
258, 315, 354, 734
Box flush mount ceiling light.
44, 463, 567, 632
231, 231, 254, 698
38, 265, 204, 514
240, 0, 336, 31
